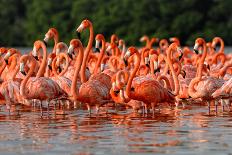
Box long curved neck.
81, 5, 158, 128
80, 25, 94, 82
157, 75, 171, 90
71, 45, 84, 100
36, 44, 47, 78
126, 52, 141, 98
167, 45, 180, 95
197, 42, 207, 78
93, 40, 106, 75
188, 77, 201, 98
52, 34, 59, 53
20, 57, 36, 98
218, 39, 224, 53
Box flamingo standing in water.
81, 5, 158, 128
20, 41, 67, 115
71, 20, 112, 114
123, 46, 176, 114
188, 38, 224, 113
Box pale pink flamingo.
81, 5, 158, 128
188, 38, 225, 113
20, 41, 67, 115
43, 28, 59, 53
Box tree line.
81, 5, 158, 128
0, 0, 232, 47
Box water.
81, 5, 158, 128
1, 47, 232, 155
0, 104, 232, 155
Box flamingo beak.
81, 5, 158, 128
94, 40, 100, 53
193, 43, 199, 54
4, 59, 8, 65
43, 40, 48, 47
154, 67, 160, 74
68, 45, 74, 59
58, 66, 62, 73
94, 48, 100, 53
145, 57, 149, 67
20, 63, 26, 76
123, 58, 128, 67
100, 64, 105, 72
34, 56, 39, 61
178, 52, 183, 61
76, 23, 84, 39
76, 32, 81, 39
48, 65, 52, 70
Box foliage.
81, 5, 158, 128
0, 0, 232, 46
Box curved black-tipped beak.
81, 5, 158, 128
123, 58, 128, 67
76, 32, 81, 39
4, 59, 8, 65
106, 52, 110, 56
154, 67, 161, 74
114, 90, 120, 95
68, 53, 73, 60
178, 53, 183, 61
58, 66, 62, 73
213, 47, 216, 51
48, 65, 52, 70
43, 40, 48, 47
193, 49, 199, 54
93, 47, 100, 53
33, 56, 39, 61
20, 71, 26, 76
130, 87, 135, 91
207, 64, 210, 70
146, 63, 150, 68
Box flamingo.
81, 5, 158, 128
188, 38, 225, 113
123, 46, 177, 114
43, 28, 59, 53
19, 41, 67, 115
72, 20, 113, 114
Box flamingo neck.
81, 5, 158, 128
80, 25, 94, 83
52, 35, 59, 54
20, 56, 36, 98
93, 39, 106, 75
197, 42, 207, 79
167, 44, 180, 95
126, 52, 141, 98
36, 44, 47, 78
71, 45, 84, 100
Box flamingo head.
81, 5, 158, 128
140, 35, 149, 42
111, 34, 119, 45
76, 19, 91, 39
123, 47, 137, 66
194, 38, 205, 54
68, 39, 82, 59
55, 42, 68, 55
32, 41, 41, 61
94, 34, 105, 53
3, 48, 17, 65
106, 43, 116, 53
19, 60, 26, 76
44, 28, 58, 46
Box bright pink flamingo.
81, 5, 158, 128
123, 46, 176, 114
72, 20, 112, 114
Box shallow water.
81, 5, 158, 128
1, 104, 232, 155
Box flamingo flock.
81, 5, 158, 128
1, 19, 232, 116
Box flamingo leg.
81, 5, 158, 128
225, 99, 230, 111
40, 101, 43, 117
207, 101, 211, 114
221, 99, 225, 112
87, 104, 91, 116
66, 100, 70, 109
215, 100, 218, 114
54, 101, 57, 117
74, 101, 77, 109
47, 100, 50, 117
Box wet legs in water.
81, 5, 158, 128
215, 100, 219, 114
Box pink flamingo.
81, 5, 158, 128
188, 38, 225, 113
20, 41, 67, 115
123, 46, 177, 114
